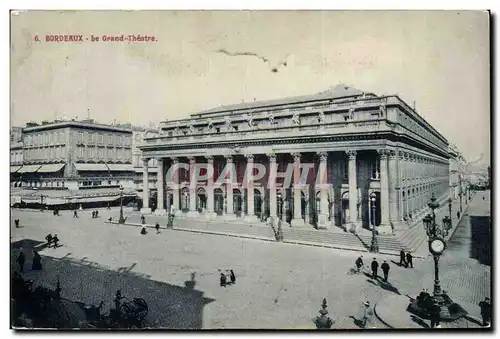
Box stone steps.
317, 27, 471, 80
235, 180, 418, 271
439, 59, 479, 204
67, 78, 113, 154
177, 222, 275, 239
281, 228, 367, 252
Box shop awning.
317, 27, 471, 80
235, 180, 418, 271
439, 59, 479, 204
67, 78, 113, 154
10, 166, 22, 173
37, 163, 66, 173
74, 163, 109, 171
17, 165, 42, 173
107, 164, 133, 172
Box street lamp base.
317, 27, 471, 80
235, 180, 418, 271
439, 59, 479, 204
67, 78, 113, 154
118, 217, 126, 224
407, 295, 468, 322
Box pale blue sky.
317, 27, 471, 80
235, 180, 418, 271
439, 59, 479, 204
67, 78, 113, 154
10, 10, 490, 164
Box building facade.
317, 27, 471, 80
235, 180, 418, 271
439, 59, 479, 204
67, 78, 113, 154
12, 120, 134, 190
139, 85, 450, 234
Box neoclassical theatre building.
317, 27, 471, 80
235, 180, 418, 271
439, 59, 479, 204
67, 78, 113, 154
139, 84, 450, 234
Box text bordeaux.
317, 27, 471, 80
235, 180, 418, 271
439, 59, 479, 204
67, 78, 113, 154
44, 34, 157, 43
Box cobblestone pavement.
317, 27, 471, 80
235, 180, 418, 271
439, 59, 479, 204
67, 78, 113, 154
10, 191, 490, 329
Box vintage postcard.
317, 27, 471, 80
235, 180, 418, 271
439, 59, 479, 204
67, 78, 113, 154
9, 10, 491, 330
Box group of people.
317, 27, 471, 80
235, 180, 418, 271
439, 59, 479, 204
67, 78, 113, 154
15, 247, 42, 273
91, 210, 100, 218
220, 270, 236, 287
45, 233, 60, 248
399, 249, 414, 268
355, 256, 392, 282
52, 208, 60, 216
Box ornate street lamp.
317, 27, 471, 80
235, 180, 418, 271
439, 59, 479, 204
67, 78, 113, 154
313, 298, 333, 329
118, 186, 125, 224
370, 196, 379, 253
419, 193, 466, 321
447, 197, 452, 221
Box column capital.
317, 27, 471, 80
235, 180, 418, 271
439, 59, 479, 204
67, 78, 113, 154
317, 151, 328, 162
267, 153, 277, 163
346, 150, 357, 160
206, 156, 214, 165
224, 155, 233, 163
291, 152, 301, 162
142, 158, 150, 166
388, 150, 397, 160
172, 157, 179, 165
156, 157, 164, 164
378, 149, 390, 159
188, 156, 196, 164
244, 153, 254, 162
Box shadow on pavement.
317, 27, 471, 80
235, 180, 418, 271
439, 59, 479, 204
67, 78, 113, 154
469, 216, 491, 266
366, 279, 401, 295
11, 239, 215, 329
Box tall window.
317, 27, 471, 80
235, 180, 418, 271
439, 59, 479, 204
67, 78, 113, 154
343, 160, 348, 181
371, 157, 380, 180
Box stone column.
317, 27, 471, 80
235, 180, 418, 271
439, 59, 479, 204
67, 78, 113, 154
244, 154, 258, 223
378, 149, 392, 234
388, 150, 399, 226
171, 157, 182, 216
225, 155, 235, 219
155, 158, 167, 215
205, 156, 217, 221
346, 150, 359, 228
187, 156, 199, 218
268, 153, 277, 218
291, 152, 305, 227
317, 151, 329, 229
141, 158, 151, 214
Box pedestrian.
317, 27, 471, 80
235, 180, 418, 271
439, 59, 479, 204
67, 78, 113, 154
220, 272, 227, 287
141, 226, 147, 235
155, 222, 160, 234
141, 215, 146, 225
457, 211, 460, 219
371, 258, 379, 280
479, 297, 491, 327
409, 213, 413, 220
361, 301, 374, 328
32, 250, 42, 270
92, 211, 95, 218
108, 217, 113, 222
17, 248, 25, 273
52, 234, 59, 248
355, 255, 364, 273
429, 301, 441, 328
73, 210, 78, 218
406, 252, 413, 268
95, 210, 99, 218
230, 269, 236, 284
399, 249, 407, 267
381, 260, 390, 282
107, 203, 111, 210
14, 219, 20, 228
45, 233, 53, 247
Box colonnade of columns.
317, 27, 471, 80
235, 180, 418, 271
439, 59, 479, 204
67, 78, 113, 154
140, 148, 450, 233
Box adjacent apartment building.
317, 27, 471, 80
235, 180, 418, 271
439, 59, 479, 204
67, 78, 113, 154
13, 119, 134, 190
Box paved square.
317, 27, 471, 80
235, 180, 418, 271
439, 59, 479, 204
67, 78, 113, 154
10, 191, 490, 329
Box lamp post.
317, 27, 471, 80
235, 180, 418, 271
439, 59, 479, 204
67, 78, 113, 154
447, 197, 452, 221
118, 186, 125, 224
370, 196, 379, 253
422, 193, 450, 310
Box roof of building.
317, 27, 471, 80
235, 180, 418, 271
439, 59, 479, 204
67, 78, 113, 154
22, 121, 133, 133
195, 84, 372, 116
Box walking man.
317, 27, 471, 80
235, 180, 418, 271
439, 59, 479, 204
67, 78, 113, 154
230, 269, 236, 284
220, 272, 227, 287
381, 260, 390, 282
141, 215, 146, 225
399, 249, 407, 267
371, 258, 379, 280
17, 248, 25, 273
361, 301, 374, 328
457, 211, 460, 219
406, 251, 413, 268
52, 234, 59, 248
479, 297, 491, 327
73, 210, 78, 218
355, 255, 364, 273
155, 222, 160, 234
429, 302, 441, 328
